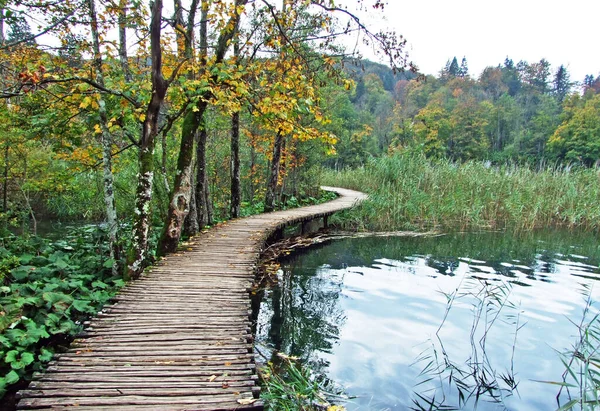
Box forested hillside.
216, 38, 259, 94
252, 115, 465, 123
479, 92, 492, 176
328, 57, 600, 167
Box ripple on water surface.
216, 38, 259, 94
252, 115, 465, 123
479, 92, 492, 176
256, 230, 600, 411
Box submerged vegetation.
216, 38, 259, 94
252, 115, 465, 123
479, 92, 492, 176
322, 153, 600, 232
260, 354, 346, 411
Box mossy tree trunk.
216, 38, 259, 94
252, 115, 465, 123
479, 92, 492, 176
128, 0, 167, 279
159, 0, 247, 254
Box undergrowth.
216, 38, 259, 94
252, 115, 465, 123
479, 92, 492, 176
0, 226, 124, 397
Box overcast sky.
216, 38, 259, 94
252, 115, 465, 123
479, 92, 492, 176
343, 0, 600, 83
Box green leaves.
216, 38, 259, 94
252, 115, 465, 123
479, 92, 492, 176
5, 350, 35, 370
0, 226, 125, 398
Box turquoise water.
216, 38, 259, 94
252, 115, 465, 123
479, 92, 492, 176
256, 230, 600, 410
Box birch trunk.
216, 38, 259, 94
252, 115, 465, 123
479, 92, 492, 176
89, 0, 119, 276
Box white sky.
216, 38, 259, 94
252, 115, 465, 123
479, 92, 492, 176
342, 0, 600, 82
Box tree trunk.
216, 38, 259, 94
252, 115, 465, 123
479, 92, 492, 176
0, 8, 5, 45
249, 139, 256, 203
3, 143, 8, 212
278, 137, 287, 203
127, 0, 167, 280
89, 0, 119, 276
230, 37, 241, 219
158, 0, 247, 254
118, 0, 132, 82
159, 104, 204, 255
264, 131, 284, 213
230, 111, 241, 218
195, 121, 210, 227
183, 165, 198, 236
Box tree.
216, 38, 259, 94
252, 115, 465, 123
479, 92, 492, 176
128, 0, 170, 278
547, 93, 600, 166
230, 33, 241, 219
552, 64, 571, 103
448, 57, 460, 77
88, 0, 119, 275
7, 17, 36, 46
159, 0, 247, 255
459, 57, 468, 78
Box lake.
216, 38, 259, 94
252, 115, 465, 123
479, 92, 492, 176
255, 230, 600, 410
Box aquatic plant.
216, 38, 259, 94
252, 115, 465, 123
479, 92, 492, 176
321, 153, 600, 232
261, 353, 346, 411
540, 287, 600, 411
412, 278, 521, 410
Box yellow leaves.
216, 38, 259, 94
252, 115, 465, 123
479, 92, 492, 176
79, 96, 99, 110
94, 124, 102, 134
79, 97, 91, 110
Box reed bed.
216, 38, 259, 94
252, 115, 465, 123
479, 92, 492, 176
321, 154, 600, 232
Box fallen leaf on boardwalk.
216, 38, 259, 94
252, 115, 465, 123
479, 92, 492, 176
224, 362, 232, 366
208, 375, 217, 382
222, 382, 229, 388
154, 361, 174, 364
237, 398, 257, 405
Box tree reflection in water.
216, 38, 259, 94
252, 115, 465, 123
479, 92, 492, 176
255, 229, 600, 410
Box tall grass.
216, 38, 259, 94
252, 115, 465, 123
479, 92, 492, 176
321, 153, 600, 231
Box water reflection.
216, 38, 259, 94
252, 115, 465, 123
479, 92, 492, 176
255, 230, 600, 410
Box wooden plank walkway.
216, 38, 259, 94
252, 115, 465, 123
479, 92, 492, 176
16, 187, 366, 410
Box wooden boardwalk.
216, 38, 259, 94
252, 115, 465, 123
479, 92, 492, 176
16, 187, 366, 410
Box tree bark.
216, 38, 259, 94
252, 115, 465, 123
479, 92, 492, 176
118, 0, 132, 82
195, 120, 210, 227
159, 0, 247, 254
159, 109, 201, 254
128, 0, 167, 279
3, 143, 8, 212
0, 7, 5, 45
264, 131, 284, 212
183, 162, 198, 236
230, 36, 241, 219
89, 0, 120, 276
230, 111, 241, 218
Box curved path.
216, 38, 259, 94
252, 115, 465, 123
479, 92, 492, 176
17, 187, 366, 410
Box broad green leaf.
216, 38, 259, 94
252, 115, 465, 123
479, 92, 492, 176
5, 350, 18, 363
19, 254, 34, 264
38, 348, 53, 362
5, 370, 19, 385
72, 299, 92, 313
